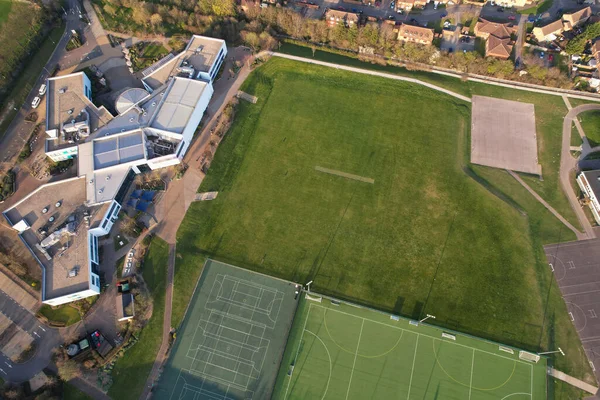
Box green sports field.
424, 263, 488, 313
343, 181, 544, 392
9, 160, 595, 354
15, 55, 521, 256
178, 58, 555, 351
274, 295, 547, 400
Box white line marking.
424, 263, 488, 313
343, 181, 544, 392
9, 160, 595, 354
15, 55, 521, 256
530, 363, 533, 398
345, 319, 364, 400
39, 326, 46, 332
304, 329, 332, 400
407, 335, 420, 400
468, 349, 475, 400
501, 393, 534, 399
284, 304, 311, 400
0, 368, 5, 375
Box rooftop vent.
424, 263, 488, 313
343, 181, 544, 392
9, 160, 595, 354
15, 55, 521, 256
59, 88, 66, 94
67, 110, 73, 115
98, 188, 103, 194
152, 102, 156, 106
89, 179, 94, 185
105, 175, 111, 181
129, 117, 135, 122
68, 269, 78, 278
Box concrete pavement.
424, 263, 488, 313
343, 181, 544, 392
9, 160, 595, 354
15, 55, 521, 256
560, 103, 600, 240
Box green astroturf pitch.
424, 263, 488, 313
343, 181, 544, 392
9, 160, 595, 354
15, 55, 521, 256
153, 260, 299, 400
274, 295, 547, 400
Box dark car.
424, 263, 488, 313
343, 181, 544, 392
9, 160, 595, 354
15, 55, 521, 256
527, 14, 535, 22
410, 17, 418, 24
497, 7, 504, 11
441, 11, 447, 17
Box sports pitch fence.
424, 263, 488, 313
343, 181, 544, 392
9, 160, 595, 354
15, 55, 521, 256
274, 294, 548, 400
153, 260, 299, 400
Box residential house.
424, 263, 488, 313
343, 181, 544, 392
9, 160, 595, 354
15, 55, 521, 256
563, 6, 592, 31
486, 36, 513, 59
325, 9, 360, 27
577, 170, 600, 224
474, 19, 516, 59
532, 19, 564, 42
397, 24, 434, 45
494, 0, 533, 7
395, 0, 426, 12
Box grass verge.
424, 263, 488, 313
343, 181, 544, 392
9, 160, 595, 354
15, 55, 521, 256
108, 236, 169, 400
577, 110, 600, 147
63, 382, 93, 400
38, 304, 81, 326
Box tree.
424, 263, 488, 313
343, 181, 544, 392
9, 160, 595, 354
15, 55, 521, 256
198, 0, 236, 17
150, 13, 163, 28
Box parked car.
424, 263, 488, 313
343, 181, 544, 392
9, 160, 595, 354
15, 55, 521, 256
540, 51, 545, 58
31, 97, 40, 109
497, 7, 504, 11
527, 14, 535, 22
508, 14, 516, 20
390, 1, 395, 9
549, 54, 554, 62
441, 11, 447, 17
38, 84, 47, 96
410, 18, 418, 24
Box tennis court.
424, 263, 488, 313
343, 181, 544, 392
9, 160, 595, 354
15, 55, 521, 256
153, 260, 299, 400
274, 294, 548, 400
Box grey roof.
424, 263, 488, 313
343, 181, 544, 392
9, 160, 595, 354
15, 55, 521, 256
115, 88, 150, 114
150, 78, 208, 134
93, 130, 145, 170
582, 170, 600, 199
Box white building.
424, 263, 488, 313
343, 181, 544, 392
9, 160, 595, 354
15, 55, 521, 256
577, 170, 600, 225
7, 35, 226, 306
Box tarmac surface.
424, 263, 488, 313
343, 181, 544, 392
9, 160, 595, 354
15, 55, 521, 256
544, 239, 600, 393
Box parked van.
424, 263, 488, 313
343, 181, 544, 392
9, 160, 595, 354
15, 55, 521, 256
38, 84, 47, 96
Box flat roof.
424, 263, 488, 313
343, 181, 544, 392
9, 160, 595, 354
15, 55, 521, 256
142, 35, 225, 90
93, 130, 146, 170
46, 73, 112, 136
4, 178, 94, 300
581, 170, 600, 198
150, 78, 209, 134
470, 95, 541, 175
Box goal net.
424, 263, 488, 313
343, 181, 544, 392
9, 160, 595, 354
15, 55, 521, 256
519, 351, 540, 363
305, 293, 322, 303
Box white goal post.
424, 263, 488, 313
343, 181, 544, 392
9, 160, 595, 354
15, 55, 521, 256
305, 293, 322, 303
519, 351, 540, 363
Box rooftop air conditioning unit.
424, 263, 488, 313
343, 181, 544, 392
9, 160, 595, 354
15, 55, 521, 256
59, 88, 66, 94
89, 179, 94, 184
129, 117, 135, 122
152, 102, 156, 106
67, 110, 73, 115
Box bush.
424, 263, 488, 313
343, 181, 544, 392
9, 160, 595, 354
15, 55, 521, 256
566, 22, 600, 55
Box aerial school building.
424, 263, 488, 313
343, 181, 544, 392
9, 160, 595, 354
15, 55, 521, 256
3, 35, 226, 306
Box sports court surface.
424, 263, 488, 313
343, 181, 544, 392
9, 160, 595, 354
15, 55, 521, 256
153, 259, 298, 400
274, 295, 547, 400
471, 95, 541, 176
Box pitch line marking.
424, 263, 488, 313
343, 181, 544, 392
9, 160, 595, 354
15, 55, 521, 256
501, 393, 533, 399
407, 335, 420, 400
312, 304, 530, 366
345, 319, 364, 400
284, 304, 312, 400
469, 349, 475, 400
304, 329, 333, 400
323, 309, 404, 358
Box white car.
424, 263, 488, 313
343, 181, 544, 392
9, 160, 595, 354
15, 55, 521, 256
38, 84, 47, 96
31, 96, 41, 109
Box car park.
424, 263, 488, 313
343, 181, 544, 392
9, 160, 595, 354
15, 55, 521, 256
31, 96, 40, 109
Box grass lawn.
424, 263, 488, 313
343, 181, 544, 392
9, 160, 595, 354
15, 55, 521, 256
278, 43, 580, 230
171, 250, 205, 329
0, 23, 63, 139
177, 56, 590, 386
0, 0, 12, 26
143, 43, 168, 58
63, 382, 93, 400
518, 0, 553, 14
571, 122, 584, 147
108, 236, 169, 400
38, 304, 81, 326
577, 110, 600, 147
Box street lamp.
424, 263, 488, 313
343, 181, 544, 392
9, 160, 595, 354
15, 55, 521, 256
419, 314, 435, 324
539, 347, 565, 356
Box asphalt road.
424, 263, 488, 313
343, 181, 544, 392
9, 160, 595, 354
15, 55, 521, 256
0, 288, 61, 383
0, 0, 92, 166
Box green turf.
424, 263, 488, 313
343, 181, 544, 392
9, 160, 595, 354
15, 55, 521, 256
274, 296, 547, 400
109, 236, 169, 400
154, 259, 298, 400
178, 58, 555, 351
63, 382, 93, 400
0, 0, 12, 26
38, 304, 81, 326
577, 110, 600, 147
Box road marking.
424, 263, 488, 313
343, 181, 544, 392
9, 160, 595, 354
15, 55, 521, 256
33, 332, 41, 338
5, 362, 11, 368
39, 326, 46, 332
0, 368, 5, 375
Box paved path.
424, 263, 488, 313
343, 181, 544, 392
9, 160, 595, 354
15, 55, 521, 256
270, 53, 472, 103
507, 170, 584, 239
561, 104, 600, 240
549, 367, 598, 395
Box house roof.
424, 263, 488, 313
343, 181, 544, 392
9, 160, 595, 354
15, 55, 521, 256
486, 35, 513, 58
475, 18, 515, 39
563, 6, 592, 26
325, 9, 360, 22
581, 170, 600, 200
536, 19, 564, 36
398, 24, 434, 42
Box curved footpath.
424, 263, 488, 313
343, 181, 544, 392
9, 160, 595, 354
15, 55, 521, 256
561, 103, 600, 240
